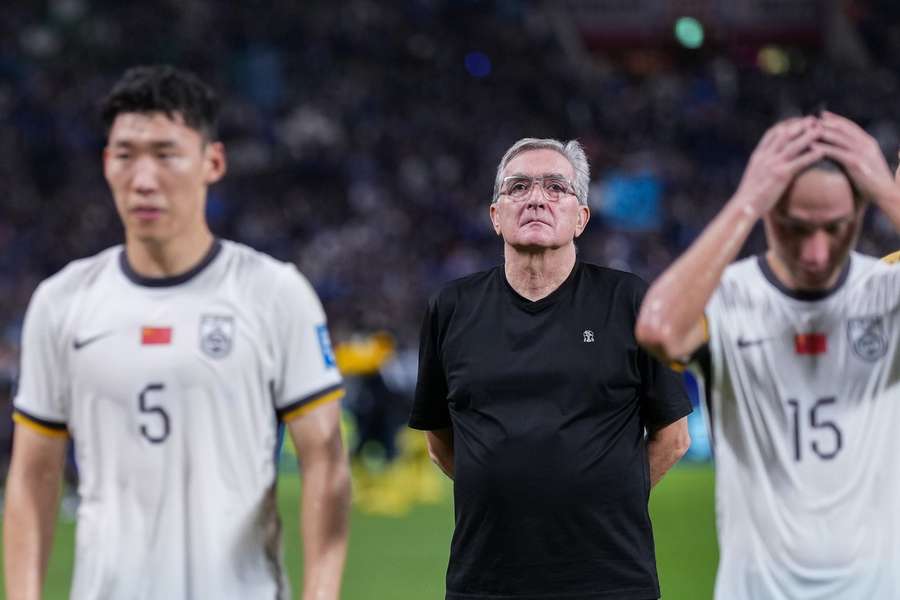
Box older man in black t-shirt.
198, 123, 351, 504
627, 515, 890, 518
410, 137, 692, 600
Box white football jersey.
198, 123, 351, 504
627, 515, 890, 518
13, 240, 343, 600
695, 252, 900, 600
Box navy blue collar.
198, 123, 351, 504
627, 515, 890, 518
757, 254, 851, 301
119, 240, 223, 288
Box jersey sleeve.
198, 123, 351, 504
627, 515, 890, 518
409, 294, 451, 431
270, 265, 344, 423
13, 281, 70, 437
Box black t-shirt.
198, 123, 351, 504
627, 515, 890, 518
410, 262, 692, 600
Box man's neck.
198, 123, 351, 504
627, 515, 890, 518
125, 228, 215, 279
504, 245, 577, 302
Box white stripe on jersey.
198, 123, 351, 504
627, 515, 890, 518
14, 240, 343, 600
696, 252, 900, 600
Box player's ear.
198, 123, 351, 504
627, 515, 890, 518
574, 204, 590, 238
204, 141, 227, 184
489, 202, 502, 236
101, 146, 111, 180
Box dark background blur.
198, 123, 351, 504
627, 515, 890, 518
2, 0, 900, 459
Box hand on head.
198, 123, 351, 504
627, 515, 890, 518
733, 116, 825, 216
816, 110, 895, 207
736, 112, 896, 217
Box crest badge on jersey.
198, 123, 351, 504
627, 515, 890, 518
200, 314, 235, 359
847, 316, 887, 362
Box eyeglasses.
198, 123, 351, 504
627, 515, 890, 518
499, 175, 576, 202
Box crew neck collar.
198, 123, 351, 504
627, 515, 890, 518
757, 254, 851, 302
502, 261, 580, 312
119, 239, 223, 288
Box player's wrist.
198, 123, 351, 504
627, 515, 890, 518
726, 192, 766, 222
869, 182, 900, 211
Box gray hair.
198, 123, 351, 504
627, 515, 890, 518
491, 138, 590, 205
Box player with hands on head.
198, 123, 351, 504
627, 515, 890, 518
636, 111, 900, 599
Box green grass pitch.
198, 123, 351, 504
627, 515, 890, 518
0, 465, 717, 599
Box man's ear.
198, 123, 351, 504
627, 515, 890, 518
204, 141, 227, 184
490, 202, 502, 236
574, 205, 590, 238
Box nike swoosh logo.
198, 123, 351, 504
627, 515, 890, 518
73, 331, 114, 350
737, 337, 770, 348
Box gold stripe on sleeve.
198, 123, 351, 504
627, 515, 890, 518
280, 388, 346, 423
12, 412, 69, 439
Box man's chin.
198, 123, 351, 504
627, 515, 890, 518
508, 238, 567, 253
128, 227, 169, 245
794, 270, 838, 291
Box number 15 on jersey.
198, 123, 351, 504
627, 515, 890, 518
786, 396, 842, 462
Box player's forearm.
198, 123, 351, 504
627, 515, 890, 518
3, 463, 63, 600
647, 417, 691, 488
299, 457, 351, 600
636, 197, 759, 361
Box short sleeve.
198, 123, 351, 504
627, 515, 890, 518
639, 349, 693, 427
13, 282, 70, 437
270, 265, 344, 422
632, 279, 693, 426
409, 295, 451, 431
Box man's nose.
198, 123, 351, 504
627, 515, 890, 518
525, 182, 547, 208
131, 156, 160, 194
800, 230, 830, 267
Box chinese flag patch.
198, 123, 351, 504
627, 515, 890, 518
142, 327, 172, 345
795, 333, 827, 355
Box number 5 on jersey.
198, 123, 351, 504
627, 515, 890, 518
139, 383, 169, 443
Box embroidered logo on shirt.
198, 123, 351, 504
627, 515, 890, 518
199, 315, 234, 358
72, 331, 114, 351
583, 330, 594, 343
737, 337, 770, 348
847, 316, 887, 362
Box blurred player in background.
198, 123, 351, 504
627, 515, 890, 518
3, 65, 350, 600
411, 137, 692, 599
637, 112, 900, 598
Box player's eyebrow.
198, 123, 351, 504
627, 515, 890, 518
109, 139, 179, 149
774, 213, 854, 230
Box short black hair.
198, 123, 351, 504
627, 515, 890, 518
100, 65, 220, 140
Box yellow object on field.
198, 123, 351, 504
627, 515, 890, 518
335, 331, 396, 375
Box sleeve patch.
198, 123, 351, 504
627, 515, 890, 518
316, 324, 337, 369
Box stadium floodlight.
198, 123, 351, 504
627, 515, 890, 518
674, 16, 704, 49
757, 45, 790, 75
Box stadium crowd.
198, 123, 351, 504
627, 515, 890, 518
1, 0, 900, 464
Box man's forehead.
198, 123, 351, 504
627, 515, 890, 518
108, 111, 197, 143
778, 169, 856, 221
504, 148, 573, 178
